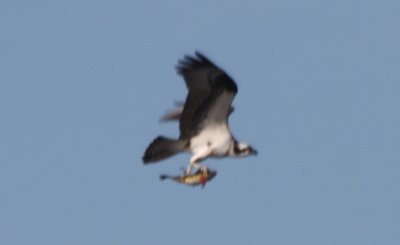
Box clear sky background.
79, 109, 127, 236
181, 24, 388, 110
1, 0, 399, 244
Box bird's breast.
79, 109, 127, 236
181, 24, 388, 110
189, 124, 232, 156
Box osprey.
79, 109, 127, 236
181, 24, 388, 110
143, 52, 257, 174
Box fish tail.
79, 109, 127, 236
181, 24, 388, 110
159, 175, 170, 181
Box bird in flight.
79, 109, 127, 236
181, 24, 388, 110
142, 51, 257, 174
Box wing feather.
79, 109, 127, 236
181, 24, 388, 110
176, 52, 238, 140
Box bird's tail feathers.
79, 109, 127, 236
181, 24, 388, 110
142, 136, 187, 164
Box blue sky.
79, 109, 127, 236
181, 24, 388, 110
1, 0, 399, 244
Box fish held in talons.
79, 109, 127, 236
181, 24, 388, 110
160, 168, 217, 188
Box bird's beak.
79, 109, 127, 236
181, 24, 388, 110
251, 148, 258, 156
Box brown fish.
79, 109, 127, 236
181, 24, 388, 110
160, 168, 217, 188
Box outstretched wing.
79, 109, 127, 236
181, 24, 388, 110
160, 101, 234, 122
176, 52, 238, 140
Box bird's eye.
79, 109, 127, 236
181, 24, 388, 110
240, 148, 249, 154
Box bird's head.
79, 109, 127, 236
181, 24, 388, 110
232, 142, 258, 157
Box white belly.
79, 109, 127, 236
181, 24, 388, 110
189, 124, 232, 156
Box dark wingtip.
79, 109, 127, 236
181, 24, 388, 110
176, 50, 216, 75
194, 50, 205, 59
194, 51, 214, 65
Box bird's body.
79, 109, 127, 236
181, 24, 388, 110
143, 52, 256, 174
189, 122, 232, 157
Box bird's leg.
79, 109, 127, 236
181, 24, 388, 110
185, 147, 212, 175
184, 163, 199, 176
184, 163, 208, 176
184, 164, 193, 176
